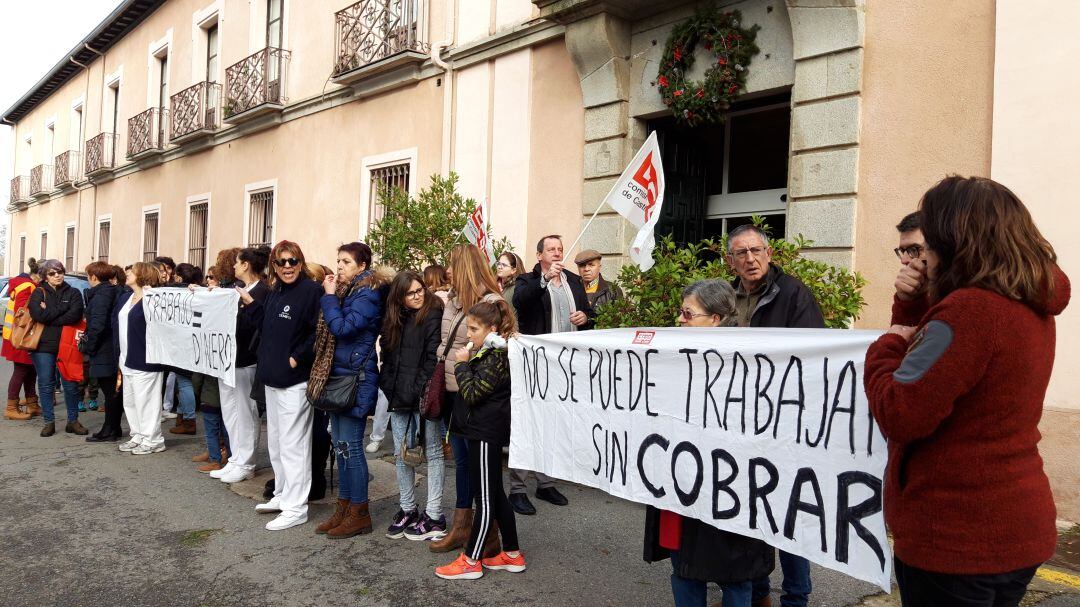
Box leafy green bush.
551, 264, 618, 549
368, 172, 512, 271
595, 220, 866, 329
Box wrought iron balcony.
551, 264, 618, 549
224, 47, 290, 122
170, 81, 222, 143
10, 176, 29, 204
54, 150, 83, 188
29, 165, 53, 198
85, 133, 118, 176
333, 0, 428, 80
128, 107, 169, 159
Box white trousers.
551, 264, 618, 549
163, 372, 176, 410
122, 369, 165, 448
219, 365, 259, 471
265, 382, 312, 517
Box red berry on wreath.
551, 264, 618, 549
674, 89, 684, 97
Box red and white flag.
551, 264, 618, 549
462, 200, 495, 265
601, 131, 666, 270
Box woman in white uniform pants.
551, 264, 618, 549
211, 246, 271, 483
113, 262, 167, 455
239, 240, 323, 531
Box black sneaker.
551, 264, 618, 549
404, 513, 448, 541
385, 509, 419, 539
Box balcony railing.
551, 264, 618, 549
54, 150, 83, 188
333, 0, 427, 77
85, 133, 118, 175
10, 176, 29, 204
170, 81, 222, 143
224, 47, 290, 120
30, 165, 53, 197
127, 107, 169, 159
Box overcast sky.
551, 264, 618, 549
0, 0, 118, 216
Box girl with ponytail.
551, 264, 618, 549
435, 297, 524, 580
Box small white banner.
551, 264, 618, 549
143, 287, 240, 387
509, 327, 891, 592
462, 200, 495, 266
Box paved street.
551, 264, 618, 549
0, 359, 1076, 606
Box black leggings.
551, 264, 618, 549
464, 439, 519, 560
895, 557, 1038, 607
95, 375, 123, 436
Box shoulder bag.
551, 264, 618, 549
419, 312, 466, 421
309, 348, 375, 414
11, 306, 44, 351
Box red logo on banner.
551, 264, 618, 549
632, 152, 660, 222
632, 330, 655, 345
469, 205, 490, 262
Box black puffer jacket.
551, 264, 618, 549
643, 506, 775, 584
80, 282, 119, 378
450, 338, 511, 446
379, 306, 443, 412
28, 281, 85, 354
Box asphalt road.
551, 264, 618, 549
0, 359, 887, 607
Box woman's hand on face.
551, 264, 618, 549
454, 343, 473, 362
289, 357, 298, 369
323, 274, 337, 295
236, 286, 253, 305
887, 325, 917, 341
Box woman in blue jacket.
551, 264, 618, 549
310, 242, 385, 539
113, 262, 167, 455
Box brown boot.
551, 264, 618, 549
192, 450, 210, 463
316, 499, 349, 535
430, 508, 472, 553
169, 417, 196, 435
24, 396, 41, 418
751, 597, 772, 607
327, 502, 373, 538
4, 399, 31, 421
482, 519, 502, 559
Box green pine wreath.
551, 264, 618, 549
655, 6, 761, 126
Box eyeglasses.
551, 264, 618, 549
679, 308, 713, 321
893, 245, 925, 259
730, 246, 767, 259
405, 287, 425, 298
496, 262, 512, 269
273, 258, 301, 268
47, 270, 64, 277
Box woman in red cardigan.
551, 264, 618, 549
865, 175, 1069, 607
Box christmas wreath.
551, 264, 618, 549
655, 6, 760, 126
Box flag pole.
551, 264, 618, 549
566, 201, 606, 255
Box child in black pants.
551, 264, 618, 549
435, 299, 524, 580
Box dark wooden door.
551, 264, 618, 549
649, 118, 717, 246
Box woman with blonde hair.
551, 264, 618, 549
429, 244, 505, 555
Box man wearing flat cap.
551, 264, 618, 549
574, 249, 623, 310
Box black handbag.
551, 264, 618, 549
309, 349, 374, 414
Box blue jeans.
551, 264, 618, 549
31, 352, 80, 423
174, 375, 197, 421
390, 411, 445, 519
449, 431, 471, 509
202, 409, 230, 463
669, 550, 753, 607
331, 413, 369, 504
753, 551, 812, 607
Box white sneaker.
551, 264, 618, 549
208, 463, 235, 479
132, 443, 166, 455
365, 439, 382, 453
118, 440, 140, 452
161, 410, 177, 420
265, 512, 307, 531
219, 467, 255, 484
255, 497, 282, 513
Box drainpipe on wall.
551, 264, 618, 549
429, 0, 456, 175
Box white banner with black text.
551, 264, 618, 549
143, 287, 240, 387
508, 327, 891, 591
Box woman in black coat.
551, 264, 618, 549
379, 270, 445, 539
81, 262, 122, 442
28, 259, 86, 437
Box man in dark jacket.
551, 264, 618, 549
727, 224, 823, 607
28, 260, 87, 437
574, 249, 623, 310
508, 235, 594, 514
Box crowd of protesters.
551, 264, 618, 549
0, 175, 1068, 605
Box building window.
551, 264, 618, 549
248, 190, 274, 248
267, 0, 283, 47
98, 221, 111, 262
368, 163, 410, 229
40, 232, 47, 260
188, 202, 209, 268
19, 236, 26, 273
65, 226, 75, 271
206, 24, 220, 83
143, 211, 160, 262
